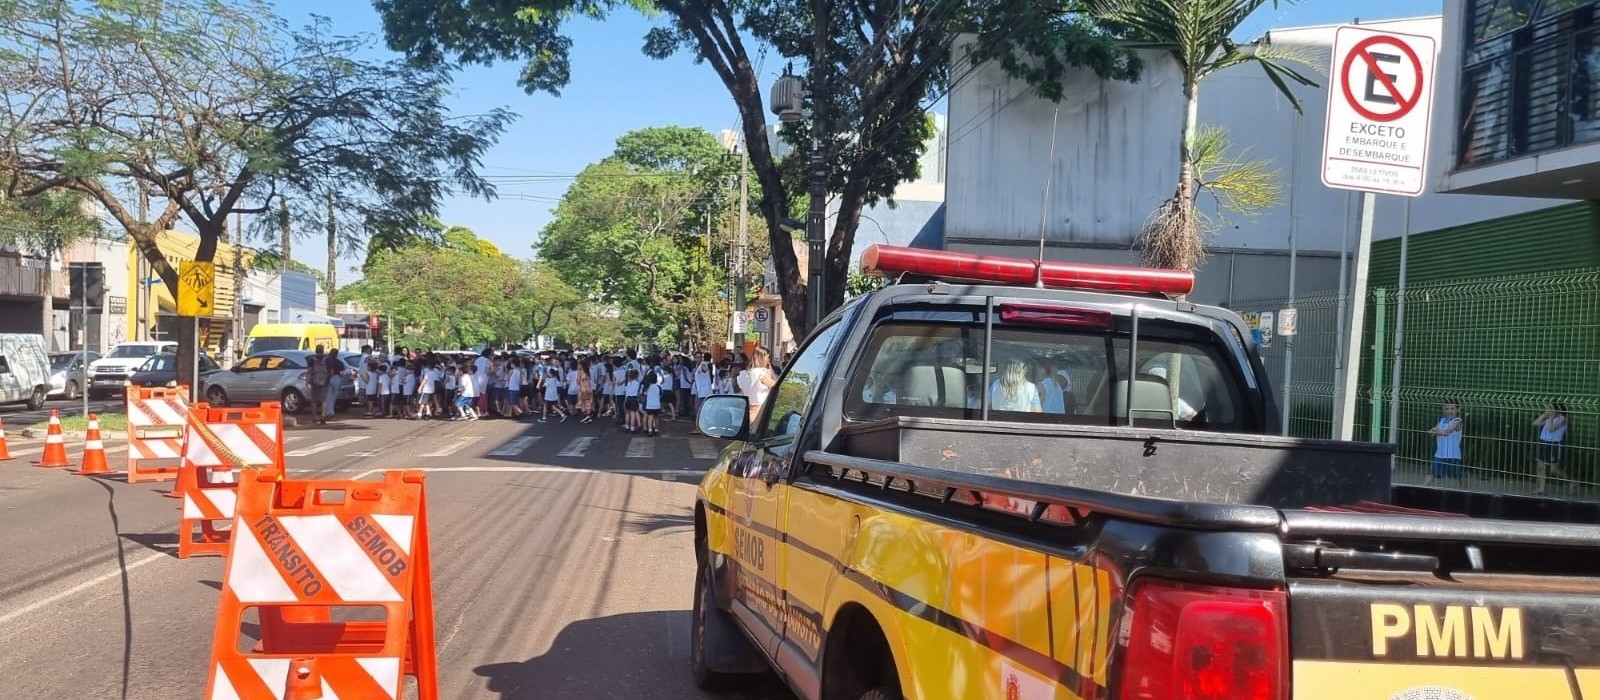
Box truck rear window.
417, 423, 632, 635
846, 322, 1249, 431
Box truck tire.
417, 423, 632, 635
65, 381, 80, 401
690, 559, 768, 690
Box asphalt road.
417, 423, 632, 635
0, 410, 795, 700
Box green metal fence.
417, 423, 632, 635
1235, 267, 1600, 500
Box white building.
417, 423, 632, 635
943, 16, 1568, 305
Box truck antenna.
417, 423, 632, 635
1036, 104, 1060, 288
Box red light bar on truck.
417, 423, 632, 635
859, 244, 1195, 296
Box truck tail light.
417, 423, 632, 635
859, 244, 1195, 296
1119, 580, 1287, 700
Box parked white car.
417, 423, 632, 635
88, 341, 177, 399
0, 333, 53, 409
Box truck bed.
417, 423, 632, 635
837, 416, 1393, 510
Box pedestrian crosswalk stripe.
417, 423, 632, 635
489, 436, 541, 457
284, 435, 369, 457
420, 436, 483, 457
556, 437, 595, 457
625, 437, 655, 458
689, 437, 720, 460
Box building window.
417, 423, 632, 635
1458, 0, 1600, 167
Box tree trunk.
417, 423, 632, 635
824, 163, 877, 312
730, 83, 805, 342
195, 220, 221, 263
326, 197, 338, 300
279, 199, 292, 268
40, 255, 55, 352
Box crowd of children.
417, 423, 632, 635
346, 346, 741, 436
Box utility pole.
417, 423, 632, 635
232, 210, 246, 366
805, 0, 828, 330
136, 189, 149, 341
735, 136, 749, 351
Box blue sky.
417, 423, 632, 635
271, 0, 1444, 274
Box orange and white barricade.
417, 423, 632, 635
205, 470, 438, 700
126, 386, 189, 482
177, 402, 285, 559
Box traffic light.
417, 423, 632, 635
68, 262, 105, 309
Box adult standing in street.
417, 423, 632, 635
323, 349, 344, 422
736, 346, 777, 424
308, 346, 332, 425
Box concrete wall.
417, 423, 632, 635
943, 16, 1571, 292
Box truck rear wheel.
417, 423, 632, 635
690, 551, 768, 689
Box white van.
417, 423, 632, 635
0, 333, 53, 409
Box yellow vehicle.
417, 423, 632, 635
245, 322, 340, 355
689, 245, 1600, 700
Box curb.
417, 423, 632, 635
17, 428, 114, 441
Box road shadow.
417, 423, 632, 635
119, 532, 180, 558
286, 420, 378, 432
472, 610, 793, 700
625, 508, 694, 536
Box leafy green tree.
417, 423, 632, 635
1086, 0, 1316, 272
344, 227, 582, 348
0, 0, 510, 296
375, 0, 1134, 337
537, 127, 756, 351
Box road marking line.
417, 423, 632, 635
556, 437, 595, 457
347, 451, 380, 458
2, 443, 129, 458
0, 551, 167, 627
284, 435, 370, 457
489, 436, 541, 457
689, 437, 720, 460
420, 435, 483, 457
625, 437, 655, 458
349, 465, 705, 479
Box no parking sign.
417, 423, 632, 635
1321, 25, 1438, 197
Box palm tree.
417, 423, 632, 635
1090, 0, 1318, 272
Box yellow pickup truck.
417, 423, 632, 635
689, 245, 1600, 700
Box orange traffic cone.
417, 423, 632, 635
0, 415, 12, 461
33, 410, 71, 468
74, 414, 111, 475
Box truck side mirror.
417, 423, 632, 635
697, 395, 749, 441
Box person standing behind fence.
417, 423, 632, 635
1533, 401, 1570, 495
1423, 401, 1465, 488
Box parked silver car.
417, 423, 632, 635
200, 350, 355, 414
47, 350, 100, 400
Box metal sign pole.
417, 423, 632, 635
1334, 191, 1376, 441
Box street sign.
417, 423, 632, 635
730, 311, 746, 334
109, 296, 126, 314
752, 307, 771, 333
177, 261, 215, 317
1321, 25, 1438, 197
